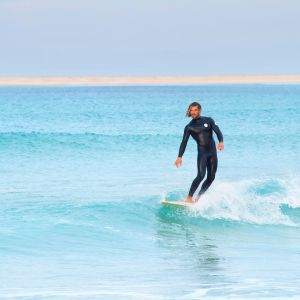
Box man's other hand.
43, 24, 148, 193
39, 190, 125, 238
217, 142, 224, 151
174, 157, 182, 168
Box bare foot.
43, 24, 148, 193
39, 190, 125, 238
185, 196, 194, 203
194, 195, 201, 202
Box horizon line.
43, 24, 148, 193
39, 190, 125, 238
1, 74, 300, 86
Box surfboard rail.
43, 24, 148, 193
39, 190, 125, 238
160, 200, 195, 207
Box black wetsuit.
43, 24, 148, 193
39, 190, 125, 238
178, 116, 223, 197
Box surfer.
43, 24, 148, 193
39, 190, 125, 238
174, 102, 224, 203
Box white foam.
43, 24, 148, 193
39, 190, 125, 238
183, 176, 300, 226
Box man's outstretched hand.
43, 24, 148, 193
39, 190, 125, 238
174, 157, 182, 168
217, 142, 224, 151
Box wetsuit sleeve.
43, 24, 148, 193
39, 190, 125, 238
178, 125, 191, 157
210, 118, 223, 142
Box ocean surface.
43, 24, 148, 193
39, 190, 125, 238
0, 85, 299, 299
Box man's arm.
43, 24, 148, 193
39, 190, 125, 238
175, 125, 191, 168
178, 125, 191, 157
210, 118, 223, 143
210, 117, 224, 151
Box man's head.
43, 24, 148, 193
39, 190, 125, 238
186, 102, 202, 118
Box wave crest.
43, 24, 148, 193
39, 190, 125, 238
163, 176, 300, 226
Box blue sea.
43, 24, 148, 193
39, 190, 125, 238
0, 85, 299, 299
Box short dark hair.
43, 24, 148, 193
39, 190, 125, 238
186, 102, 202, 117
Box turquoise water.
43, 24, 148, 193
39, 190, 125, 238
0, 85, 299, 299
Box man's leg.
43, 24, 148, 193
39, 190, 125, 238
196, 152, 218, 199
186, 153, 207, 201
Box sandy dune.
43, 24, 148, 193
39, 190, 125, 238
0, 75, 300, 86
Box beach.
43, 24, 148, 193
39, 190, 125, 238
1, 75, 300, 86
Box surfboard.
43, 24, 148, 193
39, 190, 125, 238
160, 199, 195, 207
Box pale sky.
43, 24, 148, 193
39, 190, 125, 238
1, 0, 299, 76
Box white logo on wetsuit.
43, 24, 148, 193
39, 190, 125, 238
204, 123, 208, 127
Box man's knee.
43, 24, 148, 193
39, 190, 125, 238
207, 173, 215, 183
195, 171, 206, 182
